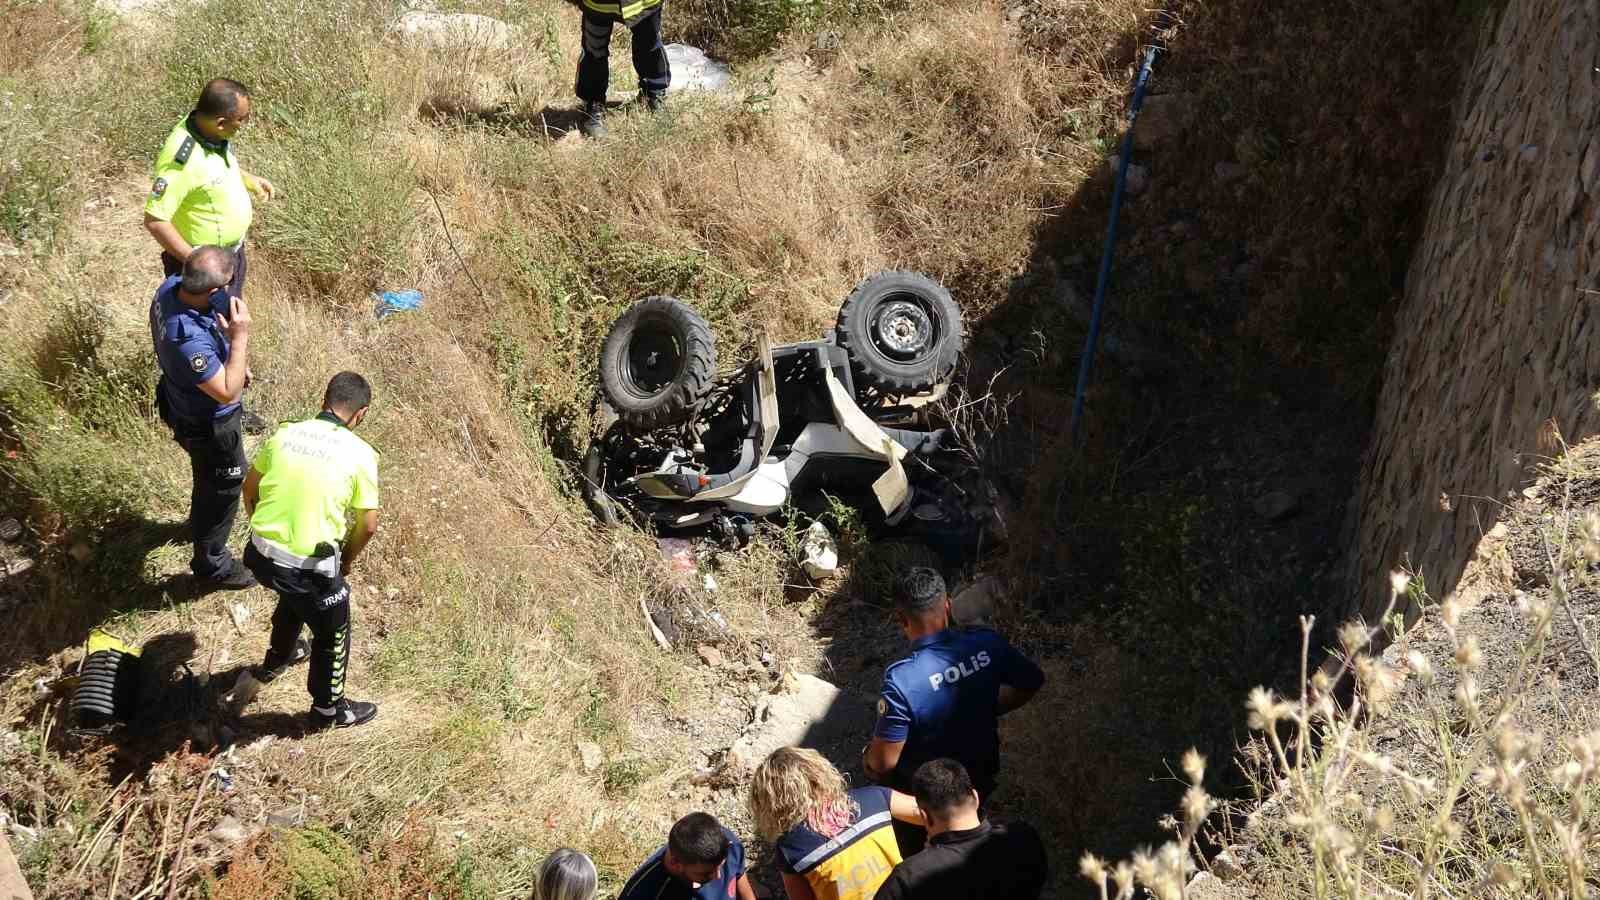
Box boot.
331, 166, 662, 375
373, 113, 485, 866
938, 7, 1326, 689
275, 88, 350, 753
579, 101, 607, 139
199, 561, 256, 591
254, 637, 310, 683
311, 697, 379, 730
641, 90, 666, 113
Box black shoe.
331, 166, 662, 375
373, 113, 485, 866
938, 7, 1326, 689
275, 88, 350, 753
579, 101, 607, 139
311, 698, 378, 730
641, 90, 666, 113
199, 563, 256, 591
255, 638, 310, 683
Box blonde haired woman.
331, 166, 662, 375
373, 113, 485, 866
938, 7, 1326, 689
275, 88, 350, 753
749, 747, 925, 900
534, 848, 598, 900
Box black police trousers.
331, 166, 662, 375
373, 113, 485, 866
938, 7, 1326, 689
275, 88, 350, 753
161, 245, 247, 299
244, 543, 352, 710
575, 6, 670, 102
158, 398, 246, 578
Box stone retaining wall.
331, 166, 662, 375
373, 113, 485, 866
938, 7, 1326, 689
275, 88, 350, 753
1346, 0, 1600, 621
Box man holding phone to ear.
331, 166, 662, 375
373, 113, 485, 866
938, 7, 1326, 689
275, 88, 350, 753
150, 245, 256, 590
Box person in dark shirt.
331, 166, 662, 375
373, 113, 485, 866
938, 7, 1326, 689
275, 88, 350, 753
872, 759, 1048, 900
617, 812, 757, 900
864, 567, 1045, 799
149, 245, 257, 589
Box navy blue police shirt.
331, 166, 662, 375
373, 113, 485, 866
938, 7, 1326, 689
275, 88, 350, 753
149, 275, 237, 421
616, 828, 747, 900
874, 628, 1045, 794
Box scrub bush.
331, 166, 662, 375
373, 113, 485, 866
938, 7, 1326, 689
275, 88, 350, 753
251, 125, 418, 284
671, 0, 909, 59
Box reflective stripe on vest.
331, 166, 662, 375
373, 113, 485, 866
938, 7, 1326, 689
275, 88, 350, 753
251, 532, 340, 577
580, 0, 662, 23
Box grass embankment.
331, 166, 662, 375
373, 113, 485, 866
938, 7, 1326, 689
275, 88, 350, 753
0, 0, 1145, 895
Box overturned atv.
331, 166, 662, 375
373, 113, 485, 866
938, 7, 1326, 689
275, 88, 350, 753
581, 271, 1006, 556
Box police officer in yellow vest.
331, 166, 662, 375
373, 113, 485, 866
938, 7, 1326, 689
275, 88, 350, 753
144, 78, 277, 297
572, 0, 671, 138
244, 372, 381, 729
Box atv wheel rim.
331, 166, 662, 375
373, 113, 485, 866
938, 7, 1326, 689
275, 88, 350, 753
624, 329, 685, 398
874, 298, 934, 360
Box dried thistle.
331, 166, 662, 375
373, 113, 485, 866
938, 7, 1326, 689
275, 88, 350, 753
1079, 852, 1107, 884
1389, 570, 1411, 597
1181, 748, 1206, 785
1355, 656, 1403, 714
1111, 861, 1134, 900
1338, 620, 1370, 655
1181, 785, 1213, 827
1441, 597, 1462, 630
1247, 686, 1289, 730
1405, 649, 1434, 685
1453, 634, 1484, 670
1455, 674, 1481, 725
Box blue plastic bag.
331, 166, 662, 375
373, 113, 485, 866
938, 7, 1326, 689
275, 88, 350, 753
374, 289, 423, 320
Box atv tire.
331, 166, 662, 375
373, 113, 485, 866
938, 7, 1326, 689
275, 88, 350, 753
836, 271, 963, 395
599, 296, 716, 430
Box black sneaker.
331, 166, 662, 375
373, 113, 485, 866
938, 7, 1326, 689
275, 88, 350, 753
255, 638, 310, 683
311, 698, 379, 730
641, 90, 666, 113
199, 563, 256, 591
579, 101, 607, 139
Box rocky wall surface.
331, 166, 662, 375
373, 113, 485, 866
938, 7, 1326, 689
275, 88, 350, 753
1346, 0, 1600, 621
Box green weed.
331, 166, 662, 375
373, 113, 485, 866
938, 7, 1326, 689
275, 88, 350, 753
252, 126, 418, 286
579, 683, 617, 741
602, 758, 650, 797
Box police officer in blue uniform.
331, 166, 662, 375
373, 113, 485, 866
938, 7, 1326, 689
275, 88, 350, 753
864, 567, 1044, 849
149, 245, 256, 589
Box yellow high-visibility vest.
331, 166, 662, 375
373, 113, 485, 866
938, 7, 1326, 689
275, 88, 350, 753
580, 0, 664, 26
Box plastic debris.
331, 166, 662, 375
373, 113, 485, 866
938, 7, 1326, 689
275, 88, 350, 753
663, 44, 732, 93
658, 537, 698, 585
703, 573, 718, 594
228, 601, 251, 631
212, 768, 235, 792
374, 289, 423, 320
800, 521, 838, 580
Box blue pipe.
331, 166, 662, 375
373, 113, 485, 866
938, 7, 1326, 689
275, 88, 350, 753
1068, 42, 1162, 443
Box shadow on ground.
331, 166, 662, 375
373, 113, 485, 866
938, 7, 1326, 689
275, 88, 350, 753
761, 0, 1479, 894
0, 515, 225, 667
419, 101, 632, 140
31, 630, 318, 785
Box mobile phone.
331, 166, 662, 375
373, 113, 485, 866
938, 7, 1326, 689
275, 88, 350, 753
208, 288, 232, 317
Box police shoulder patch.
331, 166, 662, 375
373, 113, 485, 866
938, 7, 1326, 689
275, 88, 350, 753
173, 135, 195, 165
876, 697, 888, 718
150, 177, 168, 199
190, 354, 208, 373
